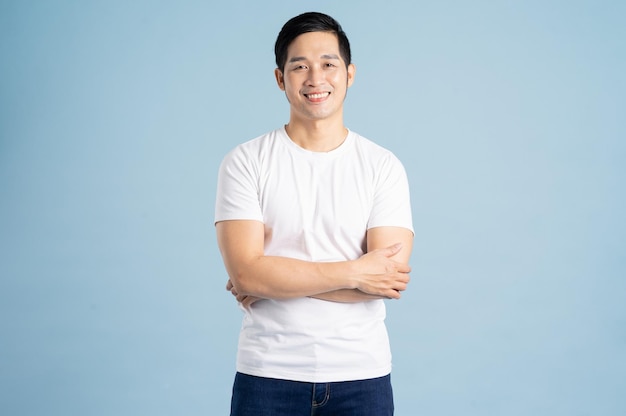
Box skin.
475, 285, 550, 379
217, 31, 413, 307
275, 31, 355, 152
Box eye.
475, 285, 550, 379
324, 62, 337, 68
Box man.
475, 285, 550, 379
215, 12, 413, 416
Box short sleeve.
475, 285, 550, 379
367, 153, 414, 233
214, 146, 264, 224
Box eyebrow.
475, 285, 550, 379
288, 54, 341, 63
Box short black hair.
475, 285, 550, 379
274, 12, 352, 72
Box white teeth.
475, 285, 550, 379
306, 93, 329, 99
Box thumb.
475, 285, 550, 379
383, 243, 403, 257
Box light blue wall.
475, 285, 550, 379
1, 1, 624, 415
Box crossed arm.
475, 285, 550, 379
216, 220, 413, 307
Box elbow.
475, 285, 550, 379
224, 255, 274, 298
228, 269, 258, 297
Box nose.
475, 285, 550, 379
306, 65, 324, 86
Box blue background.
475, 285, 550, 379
1, 0, 624, 415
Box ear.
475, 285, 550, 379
347, 63, 356, 88
274, 68, 285, 91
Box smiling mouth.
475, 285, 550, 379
304, 92, 330, 100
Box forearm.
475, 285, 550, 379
310, 289, 383, 303
225, 255, 358, 300
217, 221, 410, 302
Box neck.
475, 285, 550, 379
285, 116, 348, 152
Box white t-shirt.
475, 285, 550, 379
215, 127, 413, 382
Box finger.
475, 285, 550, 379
241, 296, 259, 309
385, 289, 401, 299
394, 262, 411, 273
242, 297, 254, 309
395, 270, 410, 282
382, 243, 403, 257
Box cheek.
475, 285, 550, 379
285, 85, 298, 97
332, 73, 349, 88
283, 78, 300, 94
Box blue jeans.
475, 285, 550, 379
230, 372, 394, 416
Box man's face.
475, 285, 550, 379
275, 31, 355, 123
